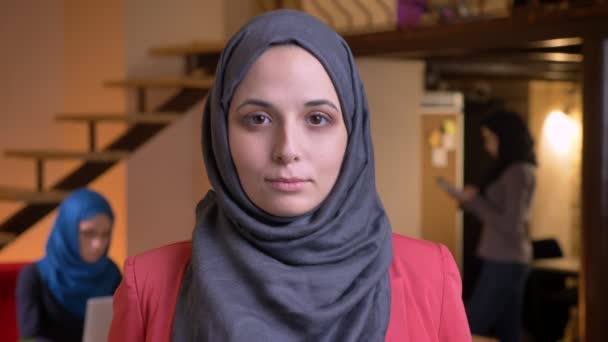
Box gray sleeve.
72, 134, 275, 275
16, 264, 46, 340
463, 165, 533, 234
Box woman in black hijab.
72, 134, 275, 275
109, 10, 470, 342
446, 110, 536, 342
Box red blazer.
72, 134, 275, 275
109, 233, 471, 341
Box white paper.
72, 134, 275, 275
432, 148, 448, 168
442, 134, 456, 151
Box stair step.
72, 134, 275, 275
149, 41, 224, 56
0, 231, 17, 245
56, 112, 182, 124
104, 77, 214, 89
5, 149, 129, 161
0, 186, 67, 204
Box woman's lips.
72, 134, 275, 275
265, 177, 309, 192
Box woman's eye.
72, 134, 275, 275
81, 231, 96, 239
307, 113, 331, 126
244, 113, 271, 125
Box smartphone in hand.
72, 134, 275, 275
436, 177, 466, 201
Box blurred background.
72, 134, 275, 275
1, 1, 607, 341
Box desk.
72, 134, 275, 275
527, 257, 579, 341
533, 257, 580, 277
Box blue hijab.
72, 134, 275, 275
37, 188, 121, 320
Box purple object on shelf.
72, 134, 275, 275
397, 0, 427, 28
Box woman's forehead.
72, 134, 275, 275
227, 44, 349, 120
237, 47, 336, 90
79, 213, 112, 231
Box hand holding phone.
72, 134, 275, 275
436, 177, 466, 201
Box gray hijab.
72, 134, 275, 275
173, 9, 393, 342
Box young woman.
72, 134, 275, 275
109, 10, 470, 341
453, 110, 537, 342
16, 188, 121, 342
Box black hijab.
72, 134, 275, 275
479, 110, 537, 193
174, 9, 393, 341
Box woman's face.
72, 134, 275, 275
481, 126, 499, 159
228, 46, 348, 217
79, 213, 112, 263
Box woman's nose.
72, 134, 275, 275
91, 238, 103, 250
272, 123, 300, 164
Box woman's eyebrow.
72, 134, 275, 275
236, 98, 275, 111
305, 99, 339, 111
236, 98, 339, 111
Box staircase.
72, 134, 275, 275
0, 42, 223, 248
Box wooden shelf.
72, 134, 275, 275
4, 150, 129, 161
0, 186, 67, 204
533, 257, 580, 276
142, 7, 608, 61
104, 77, 214, 89
343, 5, 608, 58
56, 112, 182, 124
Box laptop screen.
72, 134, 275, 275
82, 296, 114, 342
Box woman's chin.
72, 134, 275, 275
259, 199, 316, 218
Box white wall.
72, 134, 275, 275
125, 0, 224, 78
0, 0, 64, 219
126, 102, 208, 255
224, 0, 260, 37
528, 81, 582, 257
123, 0, 223, 255
357, 58, 425, 238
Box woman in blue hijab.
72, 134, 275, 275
16, 188, 121, 342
